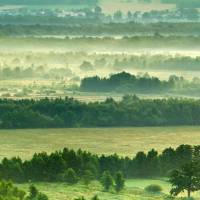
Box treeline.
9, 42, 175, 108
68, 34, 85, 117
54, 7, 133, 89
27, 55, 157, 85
0, 0, 98, 5
1, 22, 200, 36
161, 0, 200, 8
0, 145, 195, 183
112, 55, 200, 71
0, 66, 72, 80
80, 72, 173, 93
1, 95, 200, 128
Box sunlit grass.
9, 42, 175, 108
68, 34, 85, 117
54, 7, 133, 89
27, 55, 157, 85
1, 126, 200, 159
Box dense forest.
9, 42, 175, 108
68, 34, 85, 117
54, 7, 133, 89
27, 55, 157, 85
1, 96, 200, 128
1, 22, 200, 35
0, 144, 195, 182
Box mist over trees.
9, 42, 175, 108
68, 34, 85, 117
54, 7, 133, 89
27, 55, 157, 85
0, 0, 98, 5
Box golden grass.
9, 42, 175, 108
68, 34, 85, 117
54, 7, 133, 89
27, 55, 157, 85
100, 2, 175, 14
1, 126, 200, 159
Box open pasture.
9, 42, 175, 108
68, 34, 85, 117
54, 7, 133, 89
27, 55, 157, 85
17, 179, 171, 200
1, 126, 200, 159
100, 1, 175, 14
17, 179, 200, 200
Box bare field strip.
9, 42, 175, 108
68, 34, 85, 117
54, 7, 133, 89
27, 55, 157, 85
100, 2, 175, 14
1, 126, 200, 159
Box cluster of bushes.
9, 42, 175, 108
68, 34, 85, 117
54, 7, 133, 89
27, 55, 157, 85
2, 95, 200, 128
144, 184, 162, 193
0, 145, 195, 183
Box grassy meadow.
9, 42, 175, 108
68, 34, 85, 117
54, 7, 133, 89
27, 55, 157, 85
100, 0, 175, 14
1, 126, 200, 159
17, 179, 200, 200
16, 179, 172, 200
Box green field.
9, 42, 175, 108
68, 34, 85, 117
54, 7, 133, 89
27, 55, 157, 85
100, 0, 175, 14
1, 126, 200, 159
17, 179, 200, 200
16, 179, 172, 200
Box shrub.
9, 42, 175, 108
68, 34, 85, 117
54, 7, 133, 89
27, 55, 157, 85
145, 184, 162, 193
63, 168, 78, 184
100, 171, 113, 191
114, 171, 125, 192
82, 170, 95, 186
74, 197, 86, 200
27, 185, 49, 200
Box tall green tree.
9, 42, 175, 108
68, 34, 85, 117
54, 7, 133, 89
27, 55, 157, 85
101, 171, 113, 191
170, 161, 200, 198
64, 168, 78, 185
114, 171, 125, 192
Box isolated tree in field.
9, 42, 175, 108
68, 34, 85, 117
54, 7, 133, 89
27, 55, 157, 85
101, 171, 113, 191
114, 171, 125, 192
64, 168, 78, 184
170, 161, 200, 198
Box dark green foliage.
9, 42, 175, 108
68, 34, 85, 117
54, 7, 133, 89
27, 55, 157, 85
91, 195, 99, 200
82, 170, 95, 185
26, 185, 48, 200
114, 171, 125, 192
29, 185, 38, 199
2, 96, 200, 128
74, 197, 86, 200
1, 22, 200, 36
63, 168, 78, 184
80, 72, 172, 93
0, 180, 26, 200
170, 161, 200, 198
145, 184, 163, 193
101, 171, 113, 191
0, 145, 195, 183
